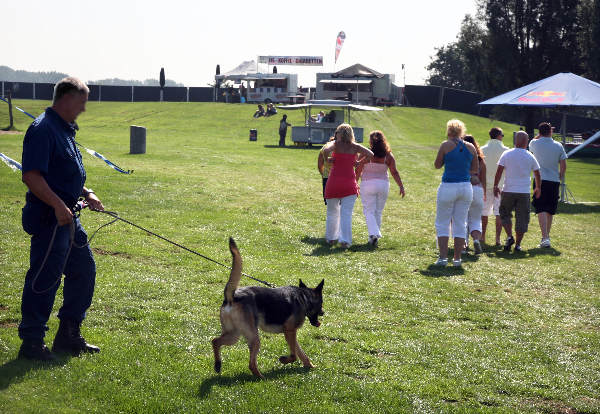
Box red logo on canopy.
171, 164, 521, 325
518, 91, 566, 103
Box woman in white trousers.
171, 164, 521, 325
463, 135, 486, 254
322, 124, 373, 248
356, 130, 405, 246
434, 120, 479, 267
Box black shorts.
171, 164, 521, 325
532, 180, 560, 215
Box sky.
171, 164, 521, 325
3, 0, 479, 88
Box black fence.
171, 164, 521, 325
0, 81, 215, 103
547, 111, 600, 134
3, 80, 599, 132
403, 84, 492, 117
402, 84, 600, 132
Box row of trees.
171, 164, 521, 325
427, 0, 600, 97
87, 78, 183, 87
0, 66, 68, 83
0, 66, 183, 87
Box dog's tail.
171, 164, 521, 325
224, 237, 242, 305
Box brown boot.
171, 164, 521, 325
52, 319, 100, 356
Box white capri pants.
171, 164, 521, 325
435, 181, 473, 239
466, 185, 484, 235
325, 194, 358, 245
360, 179, 390, 238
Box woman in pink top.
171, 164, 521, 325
356, 130, 405, 246
322, 124, 373, 248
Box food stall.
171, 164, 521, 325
277, 99, 382, 146
216, 72, 299, 103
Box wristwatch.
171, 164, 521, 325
83, 189, 95, 198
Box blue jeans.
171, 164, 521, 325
19, 202, 96, 340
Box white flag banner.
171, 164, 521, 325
335, 31, 346, 63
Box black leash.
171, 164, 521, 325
91, 208, 276, 288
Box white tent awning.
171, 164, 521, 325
319, 79, 373, 84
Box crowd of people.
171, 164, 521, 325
432, 119, 566, 266
318, 120, 567, 267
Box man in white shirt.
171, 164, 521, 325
529, 122, 567, 248
494, 131, 541, 252
481, 127, 509, 246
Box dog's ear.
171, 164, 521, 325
315, 279, 324, 293
299, 279, 307, 288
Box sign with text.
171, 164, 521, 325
258, 56, 323, 66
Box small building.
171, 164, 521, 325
215, 60, 299, 103
316, 64, 400, 105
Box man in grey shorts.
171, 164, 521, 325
493, 131, 542, 252
529, 122, 567, 248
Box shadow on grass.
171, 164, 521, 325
420, 265, 465, 277
198, 365, 311, 398
263, 145, 321, 150
557, 203, 600, 215
300, 236, 381, 256
486, 246, 561, 259
0, 355, 69, 390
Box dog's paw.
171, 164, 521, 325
250, 366, 264, 379
279, 355, 297, 364
214, 359, 222, 373
303, 361, 315, 368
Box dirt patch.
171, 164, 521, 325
92, 247, 132, 259
0, 130, 22, 135
0, 319, 18, 329
521, 398, 579, 414
0, 305, 8, 311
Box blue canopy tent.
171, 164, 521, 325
478, 72, 600, 202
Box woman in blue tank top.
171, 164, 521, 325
433, 119, 478, 267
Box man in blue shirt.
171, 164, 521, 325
19, 77, 104, 360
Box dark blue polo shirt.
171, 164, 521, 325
21, 108, 86, 207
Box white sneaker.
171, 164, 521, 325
540, 238, 551, 248
434, 258, 448, 266
452, 259, 462, 267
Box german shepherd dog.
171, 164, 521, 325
212, 238, 324, 378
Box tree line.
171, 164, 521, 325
0, 66, 183, 87
426, 0, 600, 130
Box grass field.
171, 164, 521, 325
1, 100, 599, 413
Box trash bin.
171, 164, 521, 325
249, 129, 257, 141
130, 125, 146, 154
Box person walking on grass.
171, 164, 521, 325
322, 124, 373, 249
529, 122, 567, 248
18, 77, 103, 361
494, 131, 541, 252
481, 127, 509, 246
434, 119, 479, 267
279, 114, 291, 147
355, 130, 405, 247
462, 135, 486, 255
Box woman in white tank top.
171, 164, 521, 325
355, 130, 405, 246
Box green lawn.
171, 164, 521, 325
1, 101, 599, 413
